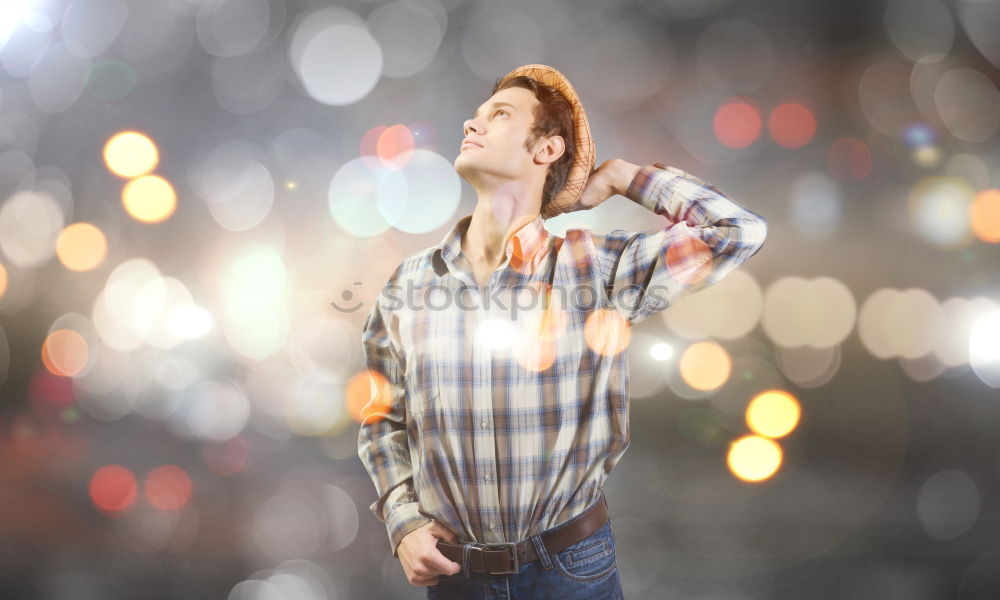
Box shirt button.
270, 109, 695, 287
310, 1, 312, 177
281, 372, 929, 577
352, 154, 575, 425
489, 522, 495, 530
483, 472, 491, 481
480, 419, 487, 429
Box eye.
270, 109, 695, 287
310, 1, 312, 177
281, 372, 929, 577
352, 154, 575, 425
494, 109, 509, 118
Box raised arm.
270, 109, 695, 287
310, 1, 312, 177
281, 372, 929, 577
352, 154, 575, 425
595, 162, 768, 324
357, 294, 431, 558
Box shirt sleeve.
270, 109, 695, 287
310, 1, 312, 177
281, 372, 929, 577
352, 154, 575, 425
594, 163, 768, 324
357, 293, 431, 558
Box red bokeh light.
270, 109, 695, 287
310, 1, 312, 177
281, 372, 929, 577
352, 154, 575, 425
713, 99, 762, 149
29, 366, 76, 413
89, 464, 138, 514
377, 124, 415, 169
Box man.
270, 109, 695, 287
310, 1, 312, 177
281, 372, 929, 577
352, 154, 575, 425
358, 64, 768, 598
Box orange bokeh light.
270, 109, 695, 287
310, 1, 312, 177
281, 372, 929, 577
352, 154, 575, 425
144, 465, 193, 511
584, 308, 631, 357
970, 188, 1000, 244
678, 340, 732, 391
358, 369, 394, 426
514, 337, 557, 372
41, 329, 89, 377
666, 236, 714, 287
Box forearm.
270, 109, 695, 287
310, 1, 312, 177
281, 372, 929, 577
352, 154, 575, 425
358, 424, 431, 557
611, 159, 642, 197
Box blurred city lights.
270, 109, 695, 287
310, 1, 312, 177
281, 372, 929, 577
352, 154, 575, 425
768, 102, 816, 148
678, 340, 732, 391
55, 222, 108, 271
144, 465, 193, 511
0, 189, 64, 267
727, 434, 783, 483
649, 342, 674, 361
970, 188, 1000, 244
122, 174, 177, 223
969, 310, 1000, 388
89, 464, 138, 514
745, 389, 801, 439
713, 99, 761, 149
103, 131, 159, 178
41, 328, 88, 377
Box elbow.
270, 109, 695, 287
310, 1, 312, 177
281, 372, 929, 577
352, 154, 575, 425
742, 214, 768, 258
753, 217, 768, 255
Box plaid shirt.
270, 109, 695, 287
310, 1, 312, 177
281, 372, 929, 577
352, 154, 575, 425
358, 163, 768, 557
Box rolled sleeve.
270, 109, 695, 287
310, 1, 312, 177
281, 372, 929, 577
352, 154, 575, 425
595, 164, 768, 324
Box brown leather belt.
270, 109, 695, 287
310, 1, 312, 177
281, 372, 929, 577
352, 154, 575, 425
435, 493, 609, 575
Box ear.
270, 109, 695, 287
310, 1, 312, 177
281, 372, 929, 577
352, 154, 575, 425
533, 134, 565, 166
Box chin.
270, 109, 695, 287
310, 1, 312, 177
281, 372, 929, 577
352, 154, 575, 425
453, 157, 474, 179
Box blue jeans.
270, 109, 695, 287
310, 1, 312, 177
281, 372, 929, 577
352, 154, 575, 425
427, 519, 623, 599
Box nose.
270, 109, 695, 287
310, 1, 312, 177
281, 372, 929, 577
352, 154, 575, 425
463, 117, 482, 137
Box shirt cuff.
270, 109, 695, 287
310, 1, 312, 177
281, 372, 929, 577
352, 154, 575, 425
387, 502, 433, 558
623, 164, 682, 213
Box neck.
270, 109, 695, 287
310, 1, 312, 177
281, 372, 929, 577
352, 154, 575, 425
461, 181, 541, 266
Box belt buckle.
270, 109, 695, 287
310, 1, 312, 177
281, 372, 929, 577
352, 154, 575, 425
486, 542, 518, 575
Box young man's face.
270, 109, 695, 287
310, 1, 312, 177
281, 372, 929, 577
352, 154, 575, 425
454, 86, 561, 190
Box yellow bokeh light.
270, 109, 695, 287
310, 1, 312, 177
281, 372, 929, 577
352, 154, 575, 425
970, 188, 1000, 244
727, 434, 783, 482
0, 263, 7, 299
746, 389, 801, 438
103, 131, 159, 178
56, 223, 108, 271
42, 329, 89, 377
678, 340, 732, 391
911, 144, 941, 168
122, 175, 177, 223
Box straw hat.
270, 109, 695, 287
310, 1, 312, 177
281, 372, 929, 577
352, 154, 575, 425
497, 64, 596, 219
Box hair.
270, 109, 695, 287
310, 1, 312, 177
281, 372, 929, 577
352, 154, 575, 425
490, 75, 575, 216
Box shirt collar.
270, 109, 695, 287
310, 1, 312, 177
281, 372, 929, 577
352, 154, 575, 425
434, 213, 549, 273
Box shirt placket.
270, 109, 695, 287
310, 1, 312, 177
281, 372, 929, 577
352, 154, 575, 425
459, 251, 511, 545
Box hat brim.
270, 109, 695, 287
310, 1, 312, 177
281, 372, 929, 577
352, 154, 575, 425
498, 64, 595, 220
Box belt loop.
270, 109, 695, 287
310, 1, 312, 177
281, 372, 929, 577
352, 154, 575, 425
462, 543, 472, 579
529, 534, 553, 571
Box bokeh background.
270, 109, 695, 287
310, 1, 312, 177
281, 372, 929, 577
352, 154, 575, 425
2, 0, 1000, 597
